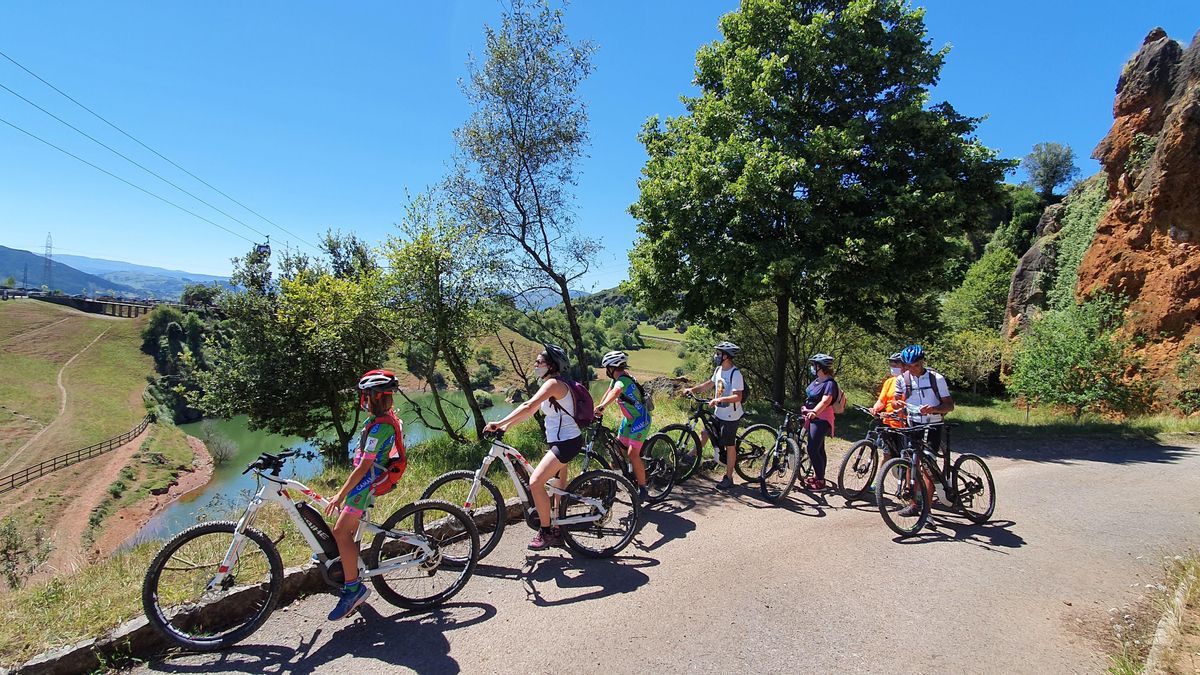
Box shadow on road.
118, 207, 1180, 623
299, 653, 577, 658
634, 498, 698, 552
143, 601, 496, 675
521, 553, 657, 607
953, 435, 1197, 467
894, 516, 1026, 552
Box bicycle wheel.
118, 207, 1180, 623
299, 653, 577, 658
837, 440, 879, 501
759, 436, 801, 503
735, 423, 777, 483
142, 520, 283, 651
420, 470, 506, 561
639, 432, 677, 503
657, 424, 701, 482
367, 499, 479, 610
952, 453, 996, 524
876, 458, 930, 537
558, 469, 640, 558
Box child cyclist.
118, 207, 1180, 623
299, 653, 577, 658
323, 369, 406, 620
593, 350, 652, 502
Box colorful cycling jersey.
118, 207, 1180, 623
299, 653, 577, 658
874, 376, 906, 428
611, 374, 651, 441
351, 414, 402, 468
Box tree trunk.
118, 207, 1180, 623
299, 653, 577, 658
445, 346, 487, 438
427, 384, 465, 442
328, 394, 353, 462
560, 286, 590, 383
772, 290, 789, 402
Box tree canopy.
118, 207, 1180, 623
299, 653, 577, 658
1022, 142, 1079, 200
628, 0, 1012, 399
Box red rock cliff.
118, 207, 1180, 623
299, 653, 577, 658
1079, 27, 1200, 376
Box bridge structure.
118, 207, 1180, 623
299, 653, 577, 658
30, 294, 189, 317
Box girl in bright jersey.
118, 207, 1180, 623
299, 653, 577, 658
323, 369, 406, 620
593, 350, 653, 502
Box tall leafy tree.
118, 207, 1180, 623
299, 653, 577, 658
382, 193, 503, 439
1022, 142, 1079, 201
447, 0, 600, 381
198, 239, 389, 456
629, 0, 1011, 400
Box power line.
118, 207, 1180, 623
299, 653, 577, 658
0, 49, 321, 252
0, 115, 255, 245
0, 80, 270, 241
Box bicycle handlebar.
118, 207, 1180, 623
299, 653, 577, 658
242, 449, 302, 475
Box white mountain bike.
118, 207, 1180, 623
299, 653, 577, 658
142, 449, 480, 651
421, 430, 641, 560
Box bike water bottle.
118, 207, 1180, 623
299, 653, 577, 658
935, 483, 948, 503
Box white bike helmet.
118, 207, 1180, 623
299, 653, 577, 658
601, 351, 629, 368
714, 341, 740, 358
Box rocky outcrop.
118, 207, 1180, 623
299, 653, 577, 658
1005, 204, 1066, 336
1077, 28, 1200, 374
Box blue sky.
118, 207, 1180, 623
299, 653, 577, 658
0, 1, 1196, 288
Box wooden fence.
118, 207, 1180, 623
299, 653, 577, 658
0, 415, 152, 494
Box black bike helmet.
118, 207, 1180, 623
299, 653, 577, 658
541, 343, 570, 375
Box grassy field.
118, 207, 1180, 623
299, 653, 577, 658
637, 323, 684, 342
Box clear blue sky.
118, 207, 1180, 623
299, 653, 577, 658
1, 1, 1196, 288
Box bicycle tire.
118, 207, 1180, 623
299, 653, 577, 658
876, 458, 930, 537
142, 520, 283, 651
366, 499, 480, 610
657, 423, 702, 481
952, 453, 996, 524
420, 469, 506, 560
735, 423, 778, 483
759, 436, 801, 503
558, 469, 641, 558
639, 432, 678, 503
837, 439, 879, 501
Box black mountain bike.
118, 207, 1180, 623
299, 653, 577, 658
736, 401, 812, 502
574, 420, 678, 504
875, 423, 996, 537
837, 406, 907, 501
656, 394, 758, 482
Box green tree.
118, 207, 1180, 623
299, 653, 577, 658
1, 276, 14, 288
1023, 142, 1079, 201
628, 0, 1011, 401
941, 248, 1019, 333
1008, 297, 1144, 421
987, 184, 1045, 256
180, 282, 223, 306
198, 240, 390, 455
382, 194, 503, 439
936, 328, 1004, 393
447, 0, 600, 382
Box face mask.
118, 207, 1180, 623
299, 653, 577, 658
809, 366, 817, 377
534, 365, 549, 378
712, 354, 723, 366
890, 367, 902, 376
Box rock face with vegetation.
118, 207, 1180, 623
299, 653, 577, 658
1078, 28, 1200, 378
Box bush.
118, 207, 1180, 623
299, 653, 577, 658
941, 248, 1019, 333
0, 516, 51, 590
1047, 176, 1108, 311
936, 329, 1005, 394
1008, 296, 1148, 421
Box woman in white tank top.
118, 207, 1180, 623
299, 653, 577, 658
484, 344, 584, 551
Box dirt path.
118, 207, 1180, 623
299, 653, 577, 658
134, 435, 1200, 674
0, 316, 69, 345
0, 326, 111, 474
95, 435, 214, 557
39, 426, 150, 578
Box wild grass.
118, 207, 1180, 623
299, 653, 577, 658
637, 323, 684, 342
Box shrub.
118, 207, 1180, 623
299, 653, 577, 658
941, 248, 1019, 333
936, 329, 1006, 394
0, 516, 52, 590
1047, 176, 1108, 311
1008, 296, 1148, 421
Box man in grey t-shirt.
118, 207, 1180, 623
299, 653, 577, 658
683, 341, 744, 490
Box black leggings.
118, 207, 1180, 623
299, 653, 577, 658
806, 418, 832, 480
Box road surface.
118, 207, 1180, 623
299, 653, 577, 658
134, 435, 1200, 674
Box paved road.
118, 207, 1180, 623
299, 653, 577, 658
135, 435, 1200, 674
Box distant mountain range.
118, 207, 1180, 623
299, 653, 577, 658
0, 246, 228, 300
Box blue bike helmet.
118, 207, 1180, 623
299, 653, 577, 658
899, 344, 925, 364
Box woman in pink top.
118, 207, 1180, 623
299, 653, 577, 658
802, 353, 839, 490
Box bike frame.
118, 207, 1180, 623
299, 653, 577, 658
894, 426, 954, 495
207, 469, 433, 593
461, 437, 610, 528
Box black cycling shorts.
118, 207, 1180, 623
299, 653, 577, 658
715, 418, 741, 448
548, 435, 584, 463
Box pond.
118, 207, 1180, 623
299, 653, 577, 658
123, 392, 517, 548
